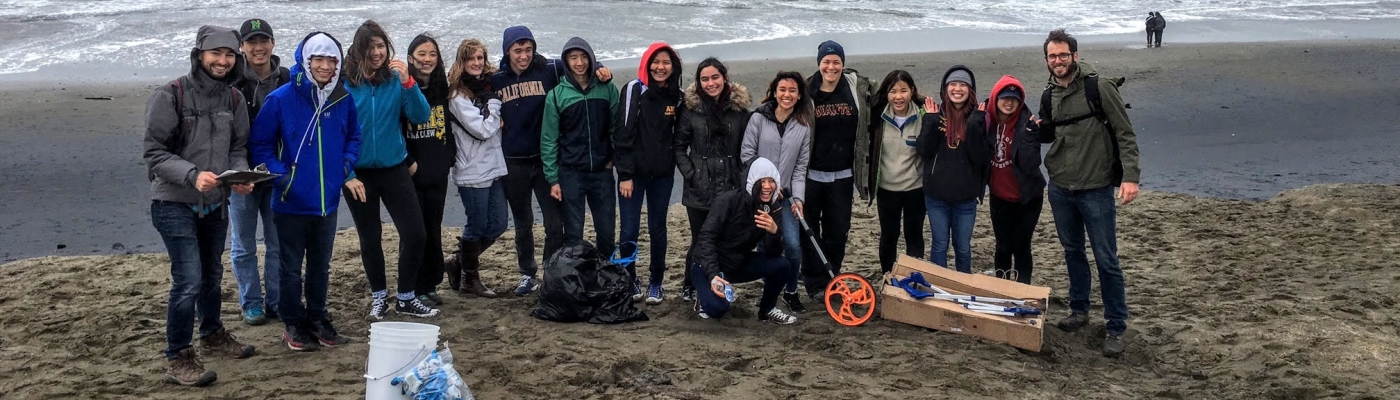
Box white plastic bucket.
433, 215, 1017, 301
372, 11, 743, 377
365, 322, 440, 400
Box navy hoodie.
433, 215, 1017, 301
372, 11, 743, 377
491, 26, 607, 160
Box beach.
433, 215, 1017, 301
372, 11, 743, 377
1, 39, 1399, 399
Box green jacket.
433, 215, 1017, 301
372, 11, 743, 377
541, 74, 621, 185
840, 69, 875, 201
1042, 61, 1141, 190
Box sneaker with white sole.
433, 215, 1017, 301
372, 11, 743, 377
396, 298, 441, 318
630, 278, 643, 302
681, 286, 696, 302
367, 297, 389, 321
693, 298, 710, 319
514, 275, 539, 296
644, 284, 664, 305
760, 308, 798, 325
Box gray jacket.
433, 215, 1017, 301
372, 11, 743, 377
143, 26, 251, 206
448, 95, 507, 187
742, 101, 812, 203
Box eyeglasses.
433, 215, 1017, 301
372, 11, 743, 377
1046, 53, 1074, 62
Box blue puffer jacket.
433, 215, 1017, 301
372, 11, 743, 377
343, 61, 430, 173
250, 31, 362, 217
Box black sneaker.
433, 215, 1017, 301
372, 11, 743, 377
681, 286, 696, 302
396, 298, 441, 318
1057, 312, 1090, 332
283, 326, 320, 352
760, 308, 798, 325
1103, 333, 1125, 357
367, 297, 389, 321
310, 319, 351, 347
693, 298, 710, 319
782, 292, 807, 313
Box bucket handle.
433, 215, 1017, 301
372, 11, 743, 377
362, 344, 431, 381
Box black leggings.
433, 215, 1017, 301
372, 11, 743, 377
876, 188, 926, 273
682, 206, 710, 291
344, 163, 427, 296
801, 177, 854, 291
989, 196, 1043, 284
413, 177, 448, 295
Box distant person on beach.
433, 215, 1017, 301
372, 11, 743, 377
1146, 12, 1166, 48
144, 25, 256, 386
742, 70, 813, 314
543, 37, 621, 260
984, 75, 1045, 284
689, 157, 799, 325
339, 20, 438, 320
250, 30, 359, 353
402, 33, 454, 306
445, 39, 507, 299
229, 18, 291, 327
866, 70, 927, 274
1039, 29, 1142, 357
673, 57, 752, 302
615, 42, 683, 304
801, 40, 873, 300
491, 26, 611, 297
918, 65, 990, 274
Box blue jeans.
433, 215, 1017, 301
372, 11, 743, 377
1048, 184, 1129, 334
618, 176, 674, 285
151, 200, 227, 360
229, 185, 279, 312
688, 254, 790, 318
765, 198, 803, 293
458, 180, 509, 241
275, 211, 338, 329
926, 197, 978, 273
559, 169, 617, 257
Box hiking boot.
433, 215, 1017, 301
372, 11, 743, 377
419, 292, 444, 306
242, 306, 267, 326
445, 237, 466, 291
396, 298, 441, 318
283, 325, 319, 352
199, 328, 255, 359
760, 308, 798, 325
681, 286, 696, 302
310, 319, 351, 347
1057, 312, 1090, 332
644, 284, 664, 305
513, 275, 539, 296
460, 240, 499, 298
367, 297, 389, 321
1103, 333, 1126, 358
630, 278, 643, 303
782, 292, 806, 313
165, 348, 217, 387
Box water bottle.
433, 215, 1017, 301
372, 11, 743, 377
720, 273, 736, 303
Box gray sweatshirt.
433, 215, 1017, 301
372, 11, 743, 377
742, 101, 811, 203
448, 95, 507, 188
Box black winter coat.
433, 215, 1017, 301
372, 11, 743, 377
673, 82, 753, 210
691, 188, 783, 280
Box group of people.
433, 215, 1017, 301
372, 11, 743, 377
143, 18, 1141, 386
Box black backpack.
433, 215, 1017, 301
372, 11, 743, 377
1039, 74, 1126, 185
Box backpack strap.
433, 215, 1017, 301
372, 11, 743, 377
1041, 74, 1109, 129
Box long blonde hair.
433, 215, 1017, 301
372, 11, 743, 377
448, 39, 497, 99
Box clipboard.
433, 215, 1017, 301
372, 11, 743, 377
217, 164, 281, 185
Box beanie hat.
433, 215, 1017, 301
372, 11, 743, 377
817, 40, 845, 64
945, 69, 973, 88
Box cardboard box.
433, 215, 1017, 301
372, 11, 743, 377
880, 255, 1052, 352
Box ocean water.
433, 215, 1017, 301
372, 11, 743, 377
2, 0, 1400, 76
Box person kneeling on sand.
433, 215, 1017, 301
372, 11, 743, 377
144, 25, 257, 387
250, 31, 360, 352
688, 157, 799, 325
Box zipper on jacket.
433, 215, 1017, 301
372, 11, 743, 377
318, 123, 326, 216
585, 89, 595, 171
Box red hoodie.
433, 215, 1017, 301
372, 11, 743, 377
986, 75, 1026, 202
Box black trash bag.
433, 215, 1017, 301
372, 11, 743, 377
531, 242, 649, 324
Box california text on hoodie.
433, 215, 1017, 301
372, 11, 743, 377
742, 101, 812, 203
541, 37, 621, 185
691, 157, 785, 281
343, 58, 430, 173
144, 25, 251, 208
491, 26, 605, 161
674, 81, 752, 210
986, 75, 1046, 203
249, 32, 362, 217
918, 65, 991, 203
615, 43, 682, 182
1040, 61, 1141, 190
448, 94, 507, 187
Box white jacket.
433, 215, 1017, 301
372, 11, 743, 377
448, 95, 507, 187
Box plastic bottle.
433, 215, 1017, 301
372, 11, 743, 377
720, 273, 736, 303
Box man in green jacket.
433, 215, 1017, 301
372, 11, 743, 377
1039, 29, 1141, 358
543, 37, 622, 258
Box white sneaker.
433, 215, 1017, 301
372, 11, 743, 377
761, 308, 797, 325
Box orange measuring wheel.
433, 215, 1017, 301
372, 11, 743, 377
824, 273, 876, 327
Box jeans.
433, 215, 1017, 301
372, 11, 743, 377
990, 196, 1043, 284
458, 180, 509, 241
559, 169, 617, 258
414, 177, 449, 295
876, 188, 926, 273
771, 198, 802, 293
504, 157, 564, 277
801, 178, 853, 293
229, 184, 279, 312
688, 254, 790, 319
1048, 184, 1128, 335
926, 197, 978, 273
151, 200, 227, 359
682, 206, 710, 292
275, 211, 338, 329
618, 175, 674, 286
344, 163, 427, 296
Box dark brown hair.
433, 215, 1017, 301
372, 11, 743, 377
868, 69, 923, 134
1043, 28, 1077, 56
344, 20, 394, 87
763, 71, 813, 127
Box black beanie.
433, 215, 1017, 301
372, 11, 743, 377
817, 40, 845, 64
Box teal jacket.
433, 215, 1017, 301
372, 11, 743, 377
344, 72, 430, 175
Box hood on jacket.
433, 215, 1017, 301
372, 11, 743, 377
988, 75, 1027, 122
939, 64, 977, 109
291, 32, 345, 104
1047, 60, 1100, 87
188, 25, 245, 86
240, 54, 283, 82
746, 157, 781, 201
682, 81, 751, 111
560, 37, 597, 90
499, 25, 539, 72
637, 42, 682, 89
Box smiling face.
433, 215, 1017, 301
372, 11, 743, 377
1045, 41, 1077, 80
819, 54, 843, 84
367, 36, 387, 69
699, 66, 725, 98
775, 78, 800, 111
757, 178, 777, 203
410, 41, 438, 77
566, 49, 590, 80
200, 47, 237, 79
887, 81, 912, 115
464, 48, 486, 77
309, 55, 338, 86
508, 40, 533, 74
997, 97, 1020, 116
945, 81, 970, 106
240, 36, 273, 68
649, 51, 673, 85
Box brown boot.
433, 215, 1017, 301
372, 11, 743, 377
446, 237, 466, 291
165, 347, 217, 387
199, 328, 255, 359
460, 239, 498, 298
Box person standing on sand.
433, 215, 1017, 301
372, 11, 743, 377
250, 30, 359, 353
444, 39, 507, 299
742, 71, 813, 314
614, 42, 683, 304
984, 75, 1045, 284
491, 26, 611, 297
229, 18, 291, 327
1146, 12, 1167, 48
542, 37, 621, 260
801, 40, 873, 300
673, 57, 752, 303
144, 25, 256, 387
866, 70, 928, 275
1039, 29, 1142, 357
402, 33, 454, 307
918, 65, 991, 275
339, 20, 438, 321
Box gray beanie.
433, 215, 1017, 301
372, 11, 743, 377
945, 69, 973, 88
